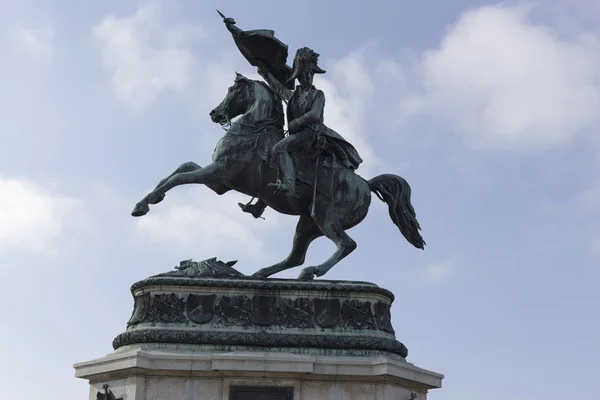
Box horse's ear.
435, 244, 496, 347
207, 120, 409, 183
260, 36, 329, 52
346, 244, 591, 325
235, 72, 250, 83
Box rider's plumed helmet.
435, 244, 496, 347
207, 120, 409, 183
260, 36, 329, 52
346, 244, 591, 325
287, 47, 326, 82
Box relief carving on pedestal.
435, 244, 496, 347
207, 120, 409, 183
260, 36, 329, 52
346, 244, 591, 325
341, 300, 376, 330
127, 293, 150, 326
186, 294, 216, 324
127, 292, 395, 333
313, 298, 342, 328
375, 300, 395, 334
278, 298, 314, 328
251, 295, 278, 326
216, 295, 252, 327
149, 293, 186, 324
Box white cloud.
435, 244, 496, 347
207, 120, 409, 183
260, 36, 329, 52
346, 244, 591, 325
0, 177, 83, 254
91, 2, 382, 174
406, 4, 600, 151
13, 25, 54, 61
188, 59, 240, 125
133, 189, 283, 263
315, 49, 378, 175
93, 1, 200, 110
423, 259, 454, 282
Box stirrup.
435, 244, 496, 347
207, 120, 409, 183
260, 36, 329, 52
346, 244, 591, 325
268, 180, 285, 194
268, 180, 298, 198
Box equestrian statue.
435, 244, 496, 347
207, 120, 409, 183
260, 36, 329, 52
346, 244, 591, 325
131, 11, 425, 280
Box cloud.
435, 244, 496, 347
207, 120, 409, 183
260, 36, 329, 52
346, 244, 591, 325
423, 259, 454, 282
404, 4, 600, 151
315, 49, 378, 175
13, 25, 54, 61
0, 177, 83, 254
93, 1, 200, 111
91, 1, 384, 175
133, 188, 283, 264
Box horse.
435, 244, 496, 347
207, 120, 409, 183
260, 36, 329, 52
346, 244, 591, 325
131, 73, 425, 280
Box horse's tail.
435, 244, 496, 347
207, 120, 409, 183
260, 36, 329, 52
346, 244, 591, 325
368, 174, 425, 249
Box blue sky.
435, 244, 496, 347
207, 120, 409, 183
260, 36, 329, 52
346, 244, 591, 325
1, 0, 599, 399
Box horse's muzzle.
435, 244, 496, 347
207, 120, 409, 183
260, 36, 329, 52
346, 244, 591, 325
209, 109, 228, 125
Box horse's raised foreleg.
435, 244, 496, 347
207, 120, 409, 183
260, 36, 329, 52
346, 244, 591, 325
149, 162, 230, 205
297, 220, 357, 280
145, 162, 198, 206
132, 161, 228, 217
252, 215, 323, 278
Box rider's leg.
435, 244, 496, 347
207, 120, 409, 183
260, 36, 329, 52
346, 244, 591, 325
268, 132, 308, 196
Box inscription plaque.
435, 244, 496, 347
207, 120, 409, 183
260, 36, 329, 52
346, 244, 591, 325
230, 386, 293, 400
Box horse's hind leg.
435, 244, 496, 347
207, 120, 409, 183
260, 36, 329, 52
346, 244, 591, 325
252, 215, 323, 278
297, 218, 357, 280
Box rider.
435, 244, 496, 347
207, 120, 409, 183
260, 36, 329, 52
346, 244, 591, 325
257, 47, 363, 198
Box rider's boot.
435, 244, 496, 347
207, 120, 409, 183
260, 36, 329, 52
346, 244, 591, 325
268, 152, 299, 198
238, 199, 268, 219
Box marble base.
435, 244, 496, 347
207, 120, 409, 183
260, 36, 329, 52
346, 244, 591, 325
74, 347, 443, 400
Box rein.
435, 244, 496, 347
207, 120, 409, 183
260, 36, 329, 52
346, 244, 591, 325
220, 115, 282, 137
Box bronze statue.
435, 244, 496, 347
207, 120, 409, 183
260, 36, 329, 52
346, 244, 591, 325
258, 47, 362, 199
131, 12, 425, 280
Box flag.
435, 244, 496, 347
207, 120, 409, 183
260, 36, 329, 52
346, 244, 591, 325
217, 10, 294, 89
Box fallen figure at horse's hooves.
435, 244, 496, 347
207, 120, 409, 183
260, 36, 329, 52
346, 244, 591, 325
158, 258, 246, 279
131, 73, 425, 281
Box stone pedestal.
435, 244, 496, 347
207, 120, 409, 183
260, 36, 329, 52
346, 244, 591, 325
75, 348, 442, 400
75, 273, 443, 399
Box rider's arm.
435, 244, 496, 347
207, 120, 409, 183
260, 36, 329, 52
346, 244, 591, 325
258, 67, 293, 102
289, 90, 325, 132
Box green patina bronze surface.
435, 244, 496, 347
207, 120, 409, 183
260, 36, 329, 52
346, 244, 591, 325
131, 11, 425, 280
114, 273, 408, 359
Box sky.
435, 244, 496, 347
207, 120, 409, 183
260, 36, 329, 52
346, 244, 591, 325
0, 0, 599, 399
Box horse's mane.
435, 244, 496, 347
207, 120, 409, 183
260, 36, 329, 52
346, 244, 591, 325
253, 80, 285, 129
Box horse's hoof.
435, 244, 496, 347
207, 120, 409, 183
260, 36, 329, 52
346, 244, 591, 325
297, 267, 316, 280
251, 269, 270, 279
148, 192, 165, 205
131, 203, 150, 217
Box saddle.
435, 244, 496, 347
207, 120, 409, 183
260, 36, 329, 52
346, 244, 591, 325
256, 133, 350, 191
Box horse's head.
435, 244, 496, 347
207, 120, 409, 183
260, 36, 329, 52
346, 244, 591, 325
209, 73, 256, 125
210, 73, 283, 130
